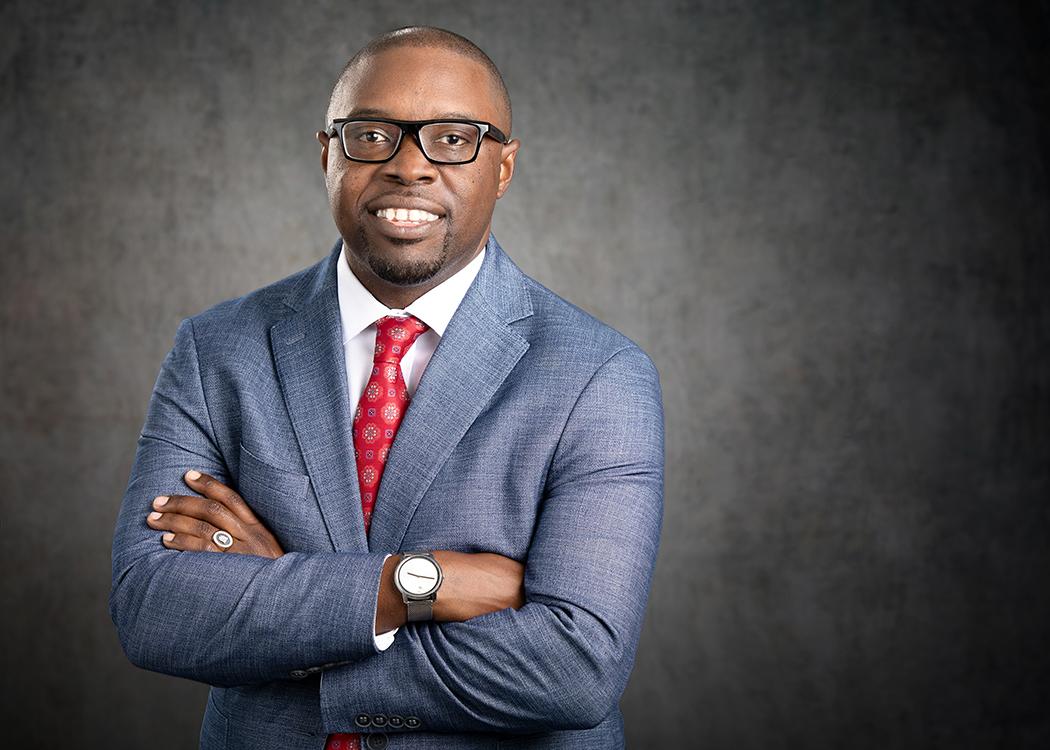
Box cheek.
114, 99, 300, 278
328, 169, 368, 217
447, 168, 499, 219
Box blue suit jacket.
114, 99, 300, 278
110, 235, 664, 749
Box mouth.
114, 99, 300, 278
366, 204, 446, 241
372, 206, 442, 228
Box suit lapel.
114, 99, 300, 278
368, 237, 533, 552
270, 243, 368, 552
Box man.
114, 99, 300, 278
110, 26, 663, 750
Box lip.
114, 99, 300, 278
364, 194, 448, 241
366, 210, 445, 240
365, 196, 447, 217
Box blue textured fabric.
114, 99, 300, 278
110, 235, 664, 749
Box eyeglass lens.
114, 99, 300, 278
341, 121, 482, 163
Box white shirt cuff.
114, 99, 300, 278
374, 627, 398, 651
374, 554, 398, 651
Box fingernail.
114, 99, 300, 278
162, 532, 175, 542
186, 470, 202, 481
154, 496, 168, 507
148, 511, 163, 521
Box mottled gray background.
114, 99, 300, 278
2, 0, 1048, 747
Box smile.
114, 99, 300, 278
373, 207, 441, 226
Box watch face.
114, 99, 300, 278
397, 556, 440, 596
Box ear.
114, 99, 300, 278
495, 138, 520, 199
316, 130, 331, 174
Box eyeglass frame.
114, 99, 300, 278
325, 117, 510, 165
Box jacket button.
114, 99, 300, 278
405, 715, 421, 729
354, 714, 371, 728
365, 734, 388, 750
387, 715, 404, 729
289, 669, 308, 679
305, 665, 323, 675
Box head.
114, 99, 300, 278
317, 27, 519, 304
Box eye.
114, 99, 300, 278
359, 130, 390, 143
343, 122, 398, 144
424, 126, 478, 150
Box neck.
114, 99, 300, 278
356, 272, 433, 310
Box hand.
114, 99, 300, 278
146, 470, 285, 559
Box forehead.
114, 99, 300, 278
335, 46, 503, 125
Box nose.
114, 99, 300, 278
379, 132, 438, 184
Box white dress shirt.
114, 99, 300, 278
335, 241, 486, 649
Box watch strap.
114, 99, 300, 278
405, 599, 434, 622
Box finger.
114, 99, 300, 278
147, 510, 226, 546
152, 494, 245, 537
182, 470, 260, 526
159, 530, 228, 553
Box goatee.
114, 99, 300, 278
353, 226, 452, 286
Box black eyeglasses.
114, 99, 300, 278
325, 117, 509, 165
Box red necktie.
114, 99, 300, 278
326, 314, 428, 750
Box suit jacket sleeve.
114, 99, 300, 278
318, 344, 665, 733
109, 317, 389, 686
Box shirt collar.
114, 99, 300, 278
336, 240, 486, 343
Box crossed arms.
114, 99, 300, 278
141, 469, 526, 632
110, 317, 664, 733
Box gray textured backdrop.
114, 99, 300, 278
2, 1, 1049, 747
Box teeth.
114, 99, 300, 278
375, 207, 439, 222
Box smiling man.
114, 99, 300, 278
110, 26, 664, 750
324, 36, 517, 304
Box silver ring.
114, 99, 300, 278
212, 530, 234, 550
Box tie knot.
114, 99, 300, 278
372, 315, 428, 364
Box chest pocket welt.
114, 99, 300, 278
237, 443, 326, 550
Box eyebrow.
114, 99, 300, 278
342, 108, 483, 121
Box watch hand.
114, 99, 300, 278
407, 572, 436, 580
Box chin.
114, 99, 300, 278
353, 229, 451, 287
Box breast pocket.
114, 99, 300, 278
237, 443, 329, 551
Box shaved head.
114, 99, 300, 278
326, 26, 512, 133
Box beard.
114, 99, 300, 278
352, 221, 452, 286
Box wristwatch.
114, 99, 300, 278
393, 552, 443, 622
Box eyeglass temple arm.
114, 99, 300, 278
483, 123, 509, 143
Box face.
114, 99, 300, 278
318, 46, 519, 299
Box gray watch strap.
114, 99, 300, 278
405, 599, 434, 622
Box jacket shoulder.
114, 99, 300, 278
520, 273, 653, 370
184, 256, 324, 348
